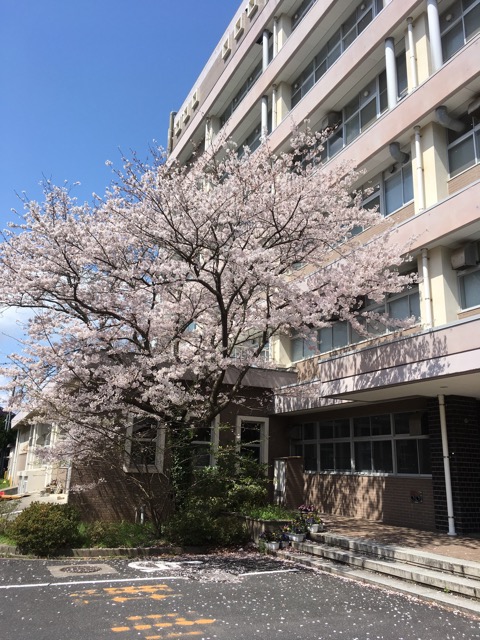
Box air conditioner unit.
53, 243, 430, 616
451, 243, 478, 269
191, 90, 199, 110
246, 0, 258, 19
234, 14, 245, 40
222, 36, 232, 60
321, 112, 341, 130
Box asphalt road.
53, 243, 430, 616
1, 553, 479, 640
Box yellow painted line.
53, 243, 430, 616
111, 627, 130, 633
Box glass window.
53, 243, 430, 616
441, 0, 480, 61
460, 269, 480, 308
304, 443, 318, 471
373, 440, 393, 472
191, 425, 213, 467
239, 420, 261, 462
292, 411, 429, 475
320, 443, 335, 470
129, 418, 158, 467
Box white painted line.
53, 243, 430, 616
0, 576, 188, 590
239, 569, 298, 577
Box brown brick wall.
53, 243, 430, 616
69, 463, 171, 525
448, 165, 480, 195
301, 473, 435, 530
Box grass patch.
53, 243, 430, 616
242, 505, 296, 521
0, 479, 10, 490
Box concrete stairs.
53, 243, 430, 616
279, 531, 480, 617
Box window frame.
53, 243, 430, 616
292, 412, 430, 475
235, 416, 269, 465
124, 416, 165, 473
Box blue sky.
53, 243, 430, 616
0, 0, 240, 364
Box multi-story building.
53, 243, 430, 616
168, 0, 480, 534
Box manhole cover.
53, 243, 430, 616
48, 563, 119, 578
59, 565, 103, 574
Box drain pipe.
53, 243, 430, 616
414, 126, 426, 211
385, 37, 398, 110
272, 84, 277, 131
421, 249, 433, 328
273, 17, 278, 57
435, 106, 465, 133
407, 18, 418, 89
438, 395, 457, 536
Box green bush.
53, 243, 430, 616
8, 502, 82, 556
0, 500, 17, 537
162, 510, 249, 547
83, 521, 156, 548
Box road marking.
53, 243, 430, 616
0, 576, 188, 589
128, 560, 204, 573
239, 568, 299, 576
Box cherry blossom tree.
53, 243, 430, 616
0, 132, 413, 493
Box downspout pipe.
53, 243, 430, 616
407, 18, 418, 89
421, 248, 433, 328
438, 395, 457, 536
272, 84, 277, 131
414, 126, 426, 211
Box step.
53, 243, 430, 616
311, 531, 480, 580
289, 540, 480, 599
280, 549, 480, 618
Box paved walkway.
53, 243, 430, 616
322, 514, 480, 563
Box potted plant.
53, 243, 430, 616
306, 513, 324, 533
259, 529, 281, 551
286, 517, 308, 542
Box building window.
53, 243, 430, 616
320, 71, 388, 162
447, 114, 480, 177
362, 160, 414, 217
191, 425, 215, 468
291, 1, 383, 108
441, 0, 480, 62
291, 0, 317, 30
317, 284, 420, 355
236, 417, 268, 464
221, 61, 262, 126
291, 331, 318, 361
459, 265, 480, 308
125, 416, 164, 472
292, 412, 430, 475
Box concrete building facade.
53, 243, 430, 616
170, 0, 480, 534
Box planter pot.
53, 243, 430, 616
266, 541, 280, 551
308, 524, 324, 533
288, 533, 306, 542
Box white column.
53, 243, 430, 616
427, 0, 443, 72
261, 95, 269, 139
262, 29, 270, 72
272, 85, 277, 130
385, 37, 398, 109
438, 395, 457, 536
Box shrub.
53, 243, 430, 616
83, 521, 156, 548
162, 510, 249, 547
8, 502, 82, 556
0, 500, 16, 537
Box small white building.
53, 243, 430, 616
7, 411, 69, 499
